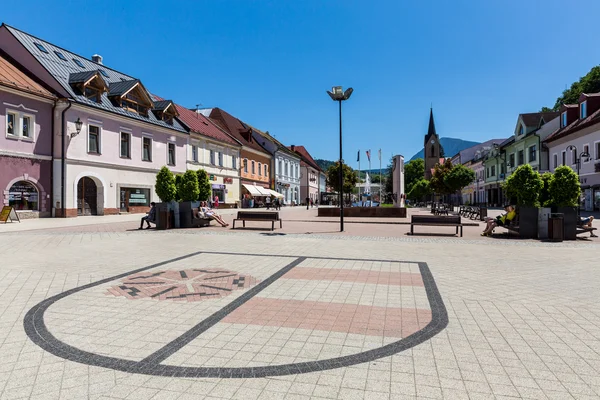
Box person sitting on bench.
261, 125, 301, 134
482, 205, 515, 236
139, 202, 156, 230
200, 201, 229, 227
579, 216, 597, 237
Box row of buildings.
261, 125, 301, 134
424, 98, 600, 211
0, 24, 328, 218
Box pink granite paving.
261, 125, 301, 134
222, 298, 432, 338
282, 267, 424, 286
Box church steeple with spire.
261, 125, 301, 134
424, 108, 441, 180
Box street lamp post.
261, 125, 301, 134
565, 145, 590, 177
327, 86, 353, 232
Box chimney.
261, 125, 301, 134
92, 54, 103, 64
291, 145, 295, 151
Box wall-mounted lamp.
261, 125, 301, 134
71, 117, 83, 138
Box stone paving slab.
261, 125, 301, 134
0, 219, 599, 399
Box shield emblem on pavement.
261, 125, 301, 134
24, 251, 448, 378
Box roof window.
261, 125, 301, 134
73, 59, 85, 68
34, 42, 49, 53
98, 69, 109, 78
54, 51, 67, 61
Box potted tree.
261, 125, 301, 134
178, 170, 200, 228
503, 165, 543, 239
155, 166, 177, 229
547, 166, 581, 240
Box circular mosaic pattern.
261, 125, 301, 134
107, 268, 260, 301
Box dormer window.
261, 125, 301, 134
581, 101, 587, 119
518, 125, 524, 135
561, 112, 567, 127
152, 101, 179, 125
69, 71, 108, 103
108, 80, 153, 117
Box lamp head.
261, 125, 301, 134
327, 86, 353, 101
71, 117, 83, 138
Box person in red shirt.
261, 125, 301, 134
214, 195, 219, 209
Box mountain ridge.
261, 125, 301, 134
410, 137, 480, 161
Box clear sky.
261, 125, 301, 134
3, 1, 599, 163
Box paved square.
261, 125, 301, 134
1, 214, 599, 399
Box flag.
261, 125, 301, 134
366, 150, 371, 162
357, 150, 360, 162
378, 149, 381, 161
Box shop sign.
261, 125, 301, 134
212, 184, 226, 189
209, 175, 218, 181
223, 177, 233, 184
0, 206, 19, 223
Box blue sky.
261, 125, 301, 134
3, 1, 599, 164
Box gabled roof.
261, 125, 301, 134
457, 139, 505, 163
173, 102, 241, 147
153, 100, 174, 111
288, 145, 321, 171
0, 51, 55, 99
108, 79, 140, 97
520, 111, 560, 128
545, 97, 600, 143
68, 70, 103, 85
244, 123, 300, 159
202, 108, 269, 155
2, 24, 186, 133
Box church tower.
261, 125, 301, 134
424, 108, 440, 180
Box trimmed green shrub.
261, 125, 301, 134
503, 164, 543, 207
179, 170, 200, 202
155, 166, 177, 202
548, 165, 581, 207
196, 169, 212, 201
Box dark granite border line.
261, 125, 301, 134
23, 252, 448, 378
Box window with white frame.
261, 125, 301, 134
232, 155, 237, 170
278, 160, 282, 175
285, 162, 289, 177
258, 162, 262, 176
218, 151, 223, 167
264, 164, 268, 176
528, 145, 536, 162
192, 145, 198, 162
596, 142, 600, 160
120, 132, 131, 158
88, 125, 100, 154
167, 142, 176, 166
553, 154, 557, 169
6, 110, 34, 140
583, 145, 590, 162
562, 151, 566, 165
142, 136, 152, 161
209, 149, 215, 165
581, 101, 587, 119
572, 147, 577, 164
243, 159, 248, 173
251, 161, 255, 174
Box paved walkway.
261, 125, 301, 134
0, 210, 599, 399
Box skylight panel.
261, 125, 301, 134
34, 42, 49, 53
99, 69, 109, 78
54, 51, 67, 61
73, 59, 85, 68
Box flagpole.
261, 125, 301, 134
379, 149, 382, 203
358, 150, 361, 200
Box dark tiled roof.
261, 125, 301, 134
0, 52, 55, 99
424, 108, 438, 145
244, 123, 299, 158
499, 137, 514, 147
289, 145, 321, 171
545, 107, 600, 143
3, 24, 186, 133
68, 70, 101, 84
206, 108, 270, 155
521, 111, 559, 127
108, 79, 139, 97
152, 100, 173, 111
173, 103, 240, 146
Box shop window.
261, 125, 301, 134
120, 132, 131, 158
142, 137, 152, 161
88, 125, 100, 154
9, 181, 39, 211
120, 187, 151, 212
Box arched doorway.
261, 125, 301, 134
77, 177, 98, 216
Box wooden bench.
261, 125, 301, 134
576, 226, 598, 237
410, 215, 463, 237
191, 208, 211, 227
233, 211, 282, 231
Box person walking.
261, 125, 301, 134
213, 195, 219, 209
306, 197, 310, 210
266, 196, 271, 210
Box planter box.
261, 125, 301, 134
518, 206, 538, 239
179, 201, 201, 228
318, 207, 407, 218
557, 206, 577, 240
155, 203, 174, 230
538, 207, 551, 240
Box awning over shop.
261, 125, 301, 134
255, 186, 272, 196
267, 189, 284, 198
242, 184, 263, 196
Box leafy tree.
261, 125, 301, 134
404, 158, 424, 193
174, 174, 183, 201
384, 158, 394, 202
178, 170, 200, 202
155, 166, 177, 202
407, 179, 431, 201
540, 107, 554, 113
550, 66, 600, 110
503, 164, 543, 207
548, 166, 581, 207
196, 169, 212, 201
326, 161, 358, 194
444, 164, 475, 193
429, 159, 454, 195
539, 172, 554, 207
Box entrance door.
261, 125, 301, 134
77, 177, 97, 216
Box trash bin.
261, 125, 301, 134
479, 207, 488, 221
548, 213, 564, 242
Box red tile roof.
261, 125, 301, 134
174, 104, 240, 146
545, 106, 600, 143
208, 108, 269, 155
289, 145, 321, 171
0, 52, 54, 98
